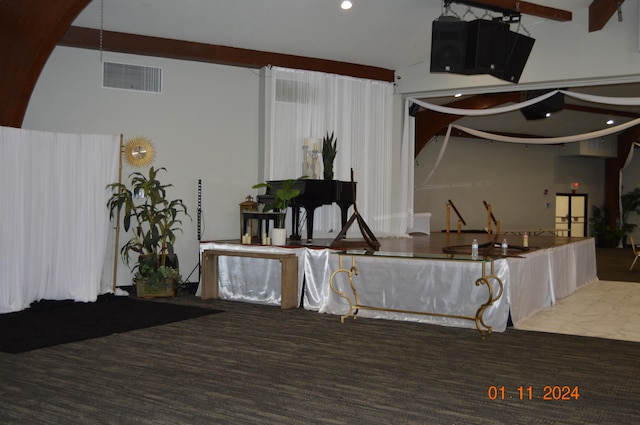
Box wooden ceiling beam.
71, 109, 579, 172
451, 0, 572, 21
563, 102, 639, 118
59, 27, 395, 83
414, 92, 521, 156
589, 0, 623, 32
0, 0, 92, 127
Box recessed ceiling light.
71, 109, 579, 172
545, 112, 552, 118
606, 119, 615, 125
341, 1, 353, 10
454, 93, 462, 98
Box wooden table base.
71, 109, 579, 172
201, 249, 299, 309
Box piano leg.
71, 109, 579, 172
290, 206, 302, 240
336, 202, 353, 238
304, 205, 321, 243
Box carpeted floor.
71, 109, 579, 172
0, 295, 638, 424
596, 247, 640, 282
0, 246, 638, 423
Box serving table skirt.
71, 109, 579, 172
198, 238, 596, 332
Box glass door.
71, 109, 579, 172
555, 193, 587, 237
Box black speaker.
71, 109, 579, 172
464, 19, 510, 75
408, 103, 421, 117
430, 19, 468, 73
521, 90, 565, 120
494, 32, 535, 83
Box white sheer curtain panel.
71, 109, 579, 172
0, 126, 120, 313
399, 98, 416, 234
266, 67, 395, 236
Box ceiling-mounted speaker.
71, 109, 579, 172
494, 32, 536, 83
521, 90, 565, 120
430, 18, 468, 73
464, 19, 510, 75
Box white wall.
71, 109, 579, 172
415, 137, 605, 233
24, 46, 260, 286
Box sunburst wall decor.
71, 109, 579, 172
124, 136, 155, 167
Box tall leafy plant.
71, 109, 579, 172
252, 178, 303, 228
322, 131, 338, 179
106, 167, 190, 279
621, 188, 640, 235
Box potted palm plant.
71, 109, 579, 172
252, 177, 304, 245
620, 188, 640, 247
107, 166, 190, 297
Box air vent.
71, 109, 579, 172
275, 79, 310, 103
103, 62, 162, 93
560, 139, 617, 158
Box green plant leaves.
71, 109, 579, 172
106, 167, 190, 276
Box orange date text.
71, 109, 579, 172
487, 385, 580, 401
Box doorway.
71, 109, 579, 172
555, 193, 588, 237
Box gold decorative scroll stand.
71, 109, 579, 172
483, 200, 500, 235
329, 254, 504, 338
446, 199, 466, 233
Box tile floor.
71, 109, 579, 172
515, 280, 640, 342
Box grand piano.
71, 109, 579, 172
257, 179, 355, 243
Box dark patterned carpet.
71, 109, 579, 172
596, 247, 640, 282
0, 247, 638, 424
0, 293, 638, 424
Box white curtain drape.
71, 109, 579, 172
399, 99, 416, 233
266, 67, 395, 236
0, 126, 120, 313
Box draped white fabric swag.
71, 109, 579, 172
0, 126, 120, 313
402, 90, 640, 231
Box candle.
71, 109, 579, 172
303, 138, 309, 147
313, 142, 318, 151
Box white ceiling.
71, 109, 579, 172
73, 0, 594, 71
72, 0, 639, 138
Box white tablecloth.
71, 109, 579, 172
319, 253, 510, 332
198, 238, 597, 332
507, 238, 596, 325
197, 242, 306, 307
